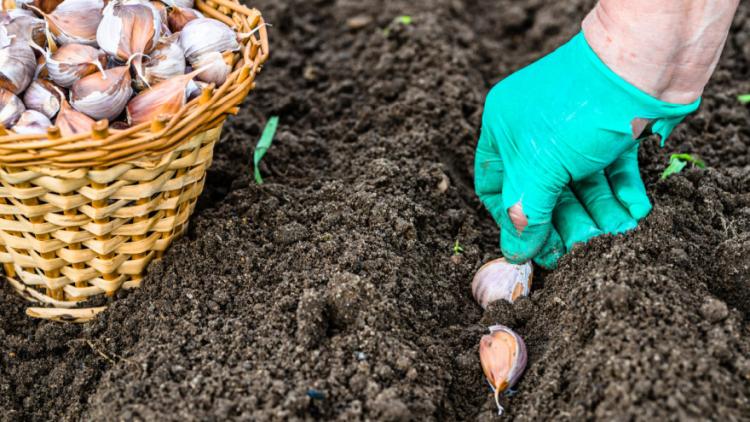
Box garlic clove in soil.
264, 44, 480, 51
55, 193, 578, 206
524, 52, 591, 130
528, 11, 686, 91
479, 325, 527, 416
472, 258, 533, 309
96, 0, 162, 73
23, 78, 62, 119
126, 66, 203, 125
34, 0, 104, 46
166, 6, 202, 32
136, 32, 185, 90
55, 95, 94, 136
70, 65, 133, 121
38, 42, 108, 88
0, 39, 36, 94
0, 87, 25, 127
11, 109, 51, 134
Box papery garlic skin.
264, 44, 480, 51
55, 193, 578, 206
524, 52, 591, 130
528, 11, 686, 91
126, 69, 199, 125
0, 40, 36, 94
138, 33, 185, 89
71, 66, 133, 121
44, 43, 107, 88
479, 325, 527, 416
179, 18, 238, 63
42, 0, 103, 46
11, 109, 51, 134
472, 258, 533, 309
96, 0, 162, 63
190, 50, 231, 86
0, 88, 25, 127
23, 79, 61, 119
55, 97, 94, 136
0, 11, 45, 46
166, 6, 202, 32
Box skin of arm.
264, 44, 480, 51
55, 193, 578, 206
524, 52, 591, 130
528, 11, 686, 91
582, 0, 740, 105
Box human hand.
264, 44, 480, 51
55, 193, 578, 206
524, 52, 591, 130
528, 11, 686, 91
475, 32, 699, 268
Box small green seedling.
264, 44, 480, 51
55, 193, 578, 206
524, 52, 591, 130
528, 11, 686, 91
253, 116, 279, 184
661, 153, 706, 180
383, 15, 414, 36
737, 94, 750, 104
452, 239, 464, 256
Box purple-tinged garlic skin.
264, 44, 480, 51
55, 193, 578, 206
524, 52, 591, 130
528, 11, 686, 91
0, 88, 25, 127
479, 324, 528, 416
472, 258, 533, 309
23, 79, 62, 119
11, 109, 51, 134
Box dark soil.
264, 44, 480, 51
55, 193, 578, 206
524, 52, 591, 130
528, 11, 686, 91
2, 0, 750, 420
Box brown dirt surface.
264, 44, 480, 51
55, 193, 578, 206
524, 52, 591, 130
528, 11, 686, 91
2, 0, 750, 421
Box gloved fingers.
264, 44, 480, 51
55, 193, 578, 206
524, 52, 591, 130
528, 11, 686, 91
532, 226, 565, 269
552, 187, 604, 251
571, 171, 637, 234
499, 175, 562, 264
606, 144, 653, 221
474, 129, 506, 224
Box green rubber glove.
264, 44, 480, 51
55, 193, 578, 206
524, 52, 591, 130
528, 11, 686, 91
475, 32, 700, 268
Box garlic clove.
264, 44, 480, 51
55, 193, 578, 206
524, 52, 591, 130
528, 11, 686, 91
472, 258, 533, 309
479, 325, 527, 416
179, 18, 239, 63
126, 66, 202, 125
166, 6, 202, 32
11, 109, 51, 134
1, 10, 46, 46
0, 39, 36, 94
189, 50, 231, 86
97, 0, 162, 66
41, 43, 107, 88
135, 32, 185, 90
149, 0, 170, 35
23, 79, 62, 119
0, 88, 25, 128
70, 66, 133, 121
35, 0, 104, 46
55, 95, 93, 136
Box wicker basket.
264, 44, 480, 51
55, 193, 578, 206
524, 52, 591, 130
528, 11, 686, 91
0, 0, 269, 322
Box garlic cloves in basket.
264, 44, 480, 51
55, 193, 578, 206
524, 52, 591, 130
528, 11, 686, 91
180, 18, 238, 85
97, 0, 162, 80
70, 65, 132, 121
33, 0, 103, 46
35, 42, 107, 88
166, 6, 202, 32
23, 78, 62, 118
11, 109, 51, 134
479, 325, 527, 416
472, 258, 533, 309
0, 88, 25, 128
55, 95, 93, 136
0, 39, 36, 94
136, 33, 185, 90
126, 66, 203, 125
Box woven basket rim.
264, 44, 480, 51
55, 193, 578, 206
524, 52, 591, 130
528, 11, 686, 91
0, 0, 269, 169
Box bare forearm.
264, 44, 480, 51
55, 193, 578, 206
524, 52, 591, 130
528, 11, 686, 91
582, 0, 739, 104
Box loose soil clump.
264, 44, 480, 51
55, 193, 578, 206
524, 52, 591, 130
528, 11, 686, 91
2, 0, 749, 420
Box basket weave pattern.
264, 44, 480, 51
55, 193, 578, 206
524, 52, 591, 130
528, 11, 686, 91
0, 0, 269, 322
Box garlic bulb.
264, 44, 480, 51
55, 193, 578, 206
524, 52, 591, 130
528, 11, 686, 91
126, 67, 203, 125
40, 43, 107, 88
479, 325, 527, 416
167, 6, 202, 32
0, 39, 36, 94
96, 0, 162, 75
180, 18, 238, 63
0, 88, 24, 127
55, 96, 93, 136
11, 109, 51, 134
70, 65, 132, 121
36, 0, 104, 46
23, 79, 61, 118
136, 33, 185, 89
189, 50, 232, 86
472, 258, 533, 309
